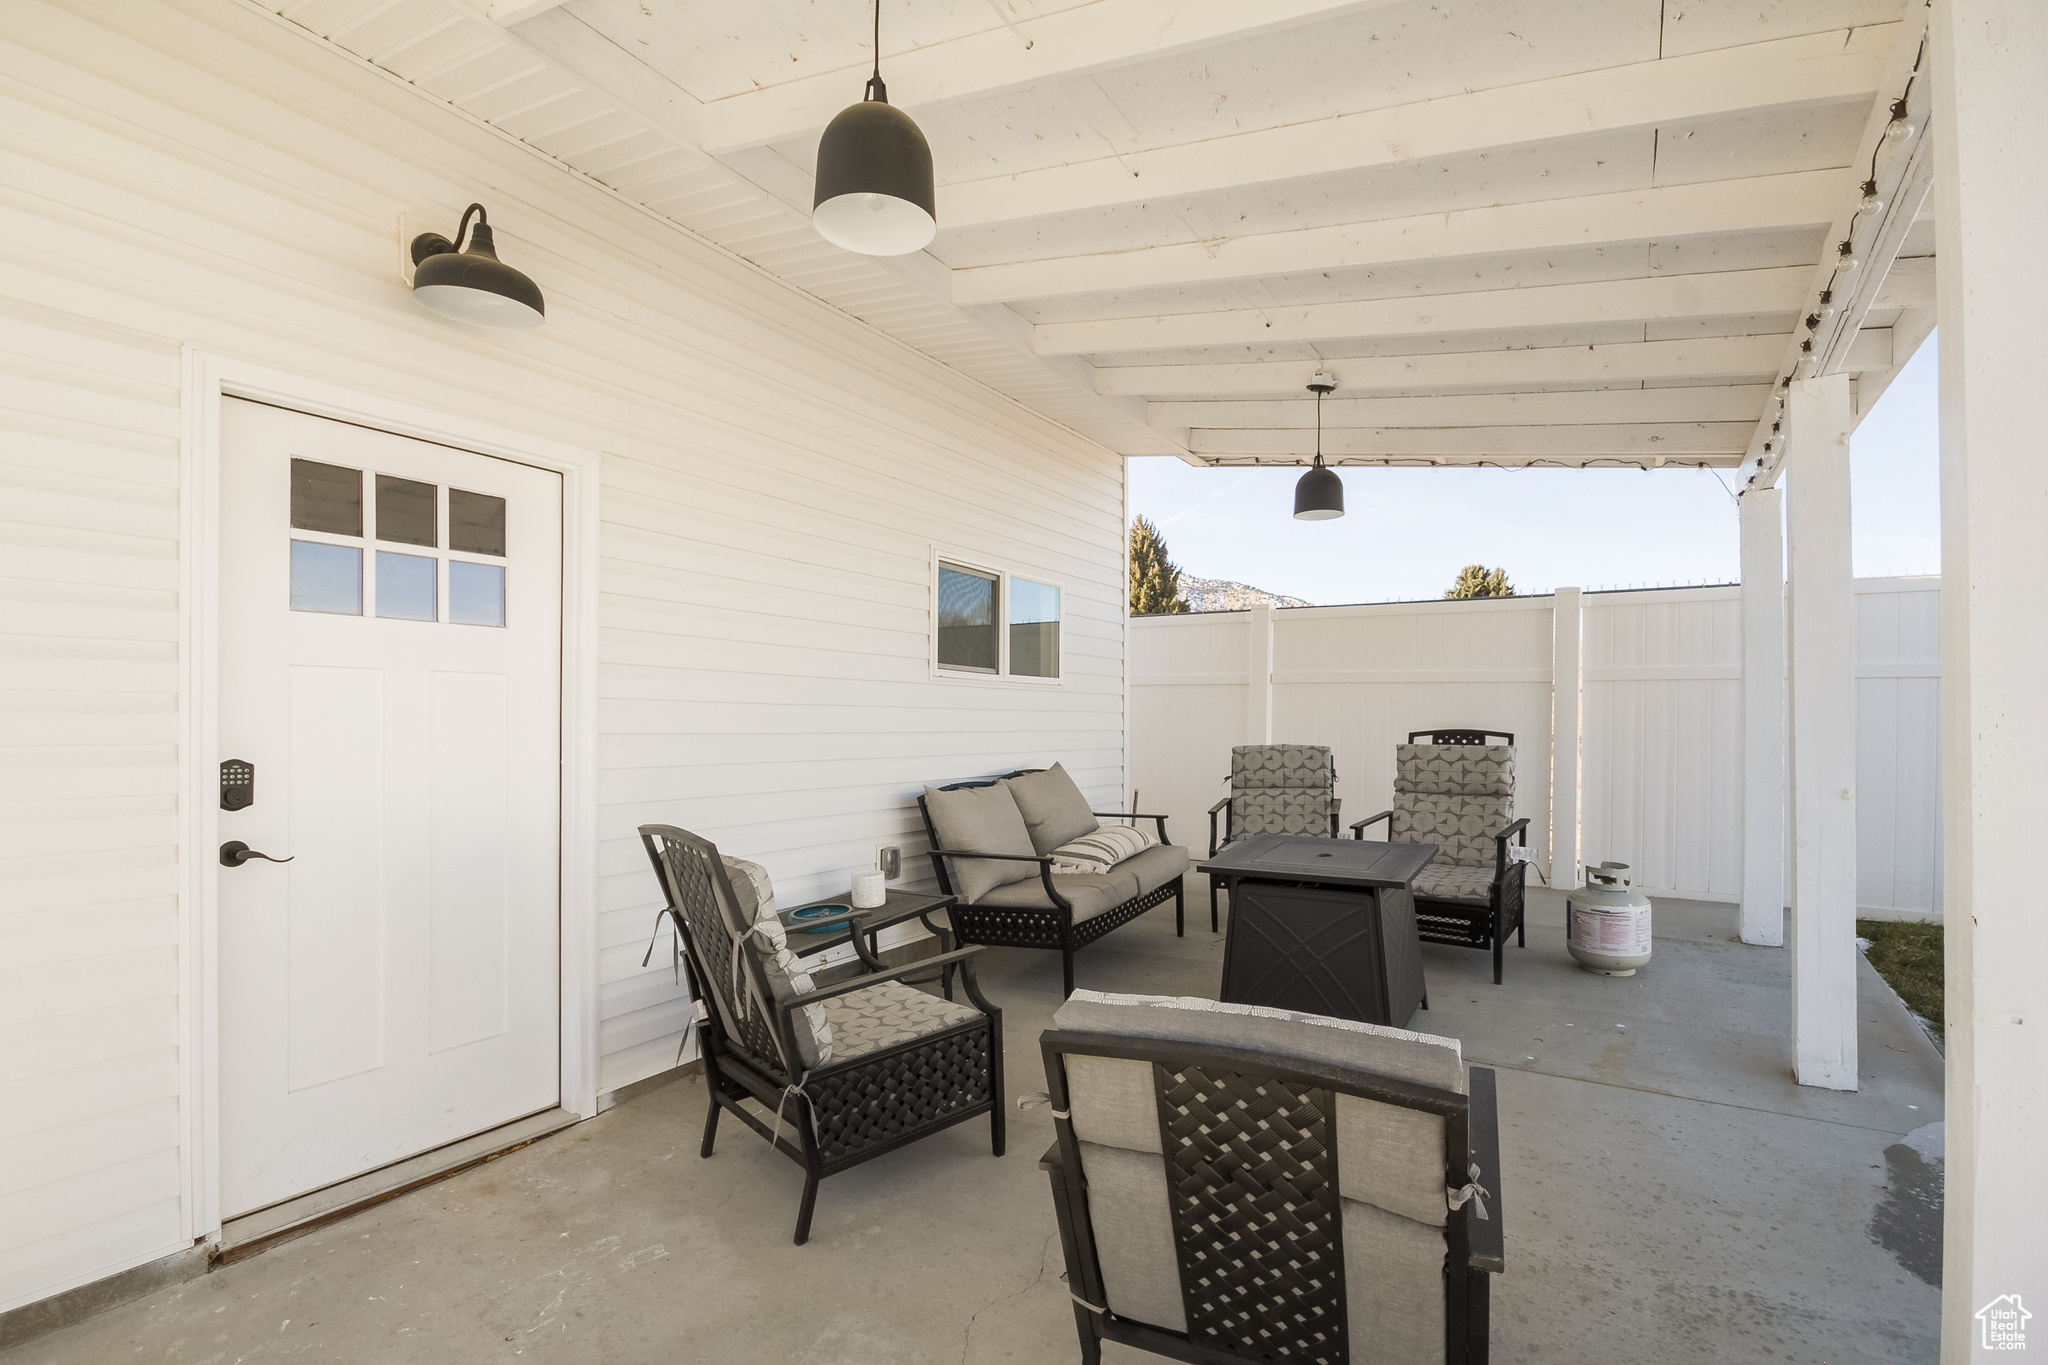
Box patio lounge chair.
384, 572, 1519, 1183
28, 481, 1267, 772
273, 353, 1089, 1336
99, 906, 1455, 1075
918, 765, 1189, 998
1037, 990, 1502, 1364
1352, 729, 1529, 984
637, 824, 1004, 1245
1207, 744, 1343, 932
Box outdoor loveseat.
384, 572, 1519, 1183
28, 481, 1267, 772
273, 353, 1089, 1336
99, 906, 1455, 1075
918, 764, 1188, 997
1037, 989, 1502, 1363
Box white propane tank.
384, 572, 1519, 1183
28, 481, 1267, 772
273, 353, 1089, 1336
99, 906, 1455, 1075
1566, 862, 1653, 975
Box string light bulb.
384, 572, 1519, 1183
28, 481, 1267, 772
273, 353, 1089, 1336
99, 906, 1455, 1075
1885, 99, 1917, 142
1836, 240, 1859, 273
1859, 179, 1884, 214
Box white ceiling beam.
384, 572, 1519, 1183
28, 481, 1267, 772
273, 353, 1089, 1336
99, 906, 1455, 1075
491, 8, 705, 145
1038, 266, 1811, 356
1151, 386, 1770, 430
694, 0, 1411, 157
1096, 335, 1791, 398
941, 25, 1894, 230
1189, 424, 1752, 458
954, 171, 1842, 305
487, 0, 571, 24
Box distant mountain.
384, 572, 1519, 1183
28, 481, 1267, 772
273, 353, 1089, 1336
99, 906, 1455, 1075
1175, 573, 1312, 612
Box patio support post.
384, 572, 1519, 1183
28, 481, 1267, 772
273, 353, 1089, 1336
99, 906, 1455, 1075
1931, 0, 2048, 1349
1785, 372, 1857, 1091
1549, 586, 1582, 888
1245, 603, 1274, 746
1739, 488, 1787, 946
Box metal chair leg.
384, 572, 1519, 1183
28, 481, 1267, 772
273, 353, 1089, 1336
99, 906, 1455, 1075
700, 1090, 722, 1158
1175, 880, 1184, 937
793, 1171, 820, 1245
1062, 949, 1075, 998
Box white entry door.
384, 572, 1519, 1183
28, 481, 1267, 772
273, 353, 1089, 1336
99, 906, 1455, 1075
217, 398, 561, 1217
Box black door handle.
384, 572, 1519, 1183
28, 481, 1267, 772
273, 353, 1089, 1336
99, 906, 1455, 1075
220, 841, 294, 867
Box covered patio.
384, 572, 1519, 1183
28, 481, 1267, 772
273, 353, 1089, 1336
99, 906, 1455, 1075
2, 0, 2042, 1361
3, 890, 1944, 1363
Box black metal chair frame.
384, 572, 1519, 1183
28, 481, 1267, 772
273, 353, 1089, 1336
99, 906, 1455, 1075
1350, 729, 1529, 985
1039, 1028, 1503, 1365
917, 771, 1184, 998
1207, 766, 1344, 935
638, 823, 1005, 1245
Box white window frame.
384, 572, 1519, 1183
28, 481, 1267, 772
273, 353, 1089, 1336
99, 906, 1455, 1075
929, 547, 1064, 686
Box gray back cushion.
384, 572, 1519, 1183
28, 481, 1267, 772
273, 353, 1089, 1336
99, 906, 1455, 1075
1392, 744, 1515, 867
721, 857, 831, 1070
922, 782, 1038, 903
1004, 763, 1100, 854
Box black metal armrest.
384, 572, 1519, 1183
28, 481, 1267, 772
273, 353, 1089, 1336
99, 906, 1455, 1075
1094, 810, 1172, 843
1350, 810, 1394, 841
1490, 817, 1532, 882
1492, 817, 1530, 846
771, 944, 990, 1010
1206, 798, 1231, 815
1208, 797, 1232, 856
1038, 1140, 1063, 1173
1466, 1067, 1504, 1274
933, 849, 1055, 866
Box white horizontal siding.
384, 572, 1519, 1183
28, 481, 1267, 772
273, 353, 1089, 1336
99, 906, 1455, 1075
0, 0, 1126, 1314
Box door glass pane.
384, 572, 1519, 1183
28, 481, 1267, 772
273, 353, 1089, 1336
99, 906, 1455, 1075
376, 475, 437, 547
450, 489, 506, 557
937, 564, 998, 672
289, 540, 362, 615
449, 560, 505, 627
1009, 578, 1061, 678
290, 459, 362, 536
375, 551, 438, 621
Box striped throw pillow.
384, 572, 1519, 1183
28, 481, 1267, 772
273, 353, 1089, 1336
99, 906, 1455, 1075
1049, 822, 1156, 875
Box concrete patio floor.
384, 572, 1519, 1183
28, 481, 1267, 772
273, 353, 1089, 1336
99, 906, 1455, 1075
3, 888, 1943, 1364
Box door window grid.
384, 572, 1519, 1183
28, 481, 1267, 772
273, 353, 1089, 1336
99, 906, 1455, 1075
289, 459, 507, 627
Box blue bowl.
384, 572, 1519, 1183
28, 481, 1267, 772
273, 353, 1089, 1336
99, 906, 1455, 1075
789, 904, 854, 934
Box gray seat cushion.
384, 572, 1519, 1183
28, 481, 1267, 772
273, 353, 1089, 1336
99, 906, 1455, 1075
821, 978, 979, 1060
1115, 842, 1189, 897
973, 867, 1138, 921
1004, 763, 1099, 854
923, 782, 1039, 903
1410, 861, 1496, 907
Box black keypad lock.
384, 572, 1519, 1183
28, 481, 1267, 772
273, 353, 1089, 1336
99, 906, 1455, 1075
220, 759, 254, 811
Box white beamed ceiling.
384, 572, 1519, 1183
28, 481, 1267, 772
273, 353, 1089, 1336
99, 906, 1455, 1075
267, 0, 1931, 469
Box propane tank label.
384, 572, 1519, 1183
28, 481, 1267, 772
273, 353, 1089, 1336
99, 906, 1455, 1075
1569, 903, 1652, 955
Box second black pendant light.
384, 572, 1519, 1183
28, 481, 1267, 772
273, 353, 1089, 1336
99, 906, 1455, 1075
1294, 374, 1345, 520
814, 0, 937, 256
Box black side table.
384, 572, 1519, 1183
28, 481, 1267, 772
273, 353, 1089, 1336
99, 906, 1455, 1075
780, 888, 959, 996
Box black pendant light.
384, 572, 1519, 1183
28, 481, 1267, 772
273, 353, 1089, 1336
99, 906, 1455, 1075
1293, 373, 1345, 520
813, 0, 937, 256
409, 204, 545, 329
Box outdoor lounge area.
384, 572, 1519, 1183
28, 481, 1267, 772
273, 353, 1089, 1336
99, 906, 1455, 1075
4, 0, 2045, 1361
2, 888, 1944, 1363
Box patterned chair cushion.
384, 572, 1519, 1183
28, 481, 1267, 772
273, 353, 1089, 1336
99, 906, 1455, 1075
722, 857, 834, 1070
1394, 744, 1514, 797
1231, 788, 1336, 838
1391, 792, 1513, 868
1231, 744, 1334, 789
1050, 822, 1156, 874
823, 978, 980, 1060
1410, 861, 1497, 907
1391, 744, 1515, 868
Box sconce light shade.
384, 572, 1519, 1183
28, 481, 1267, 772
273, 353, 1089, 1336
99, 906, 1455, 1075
813, 88, 937, 256
410, 204, 545, 330
1293, 463, 1345, 520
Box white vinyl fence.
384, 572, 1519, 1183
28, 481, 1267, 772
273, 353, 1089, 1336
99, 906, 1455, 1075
1130, 577, 1941, 918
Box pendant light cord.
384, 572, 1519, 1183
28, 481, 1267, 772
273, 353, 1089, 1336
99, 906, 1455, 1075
1315, 386, 1325, 468
866, 0, 887, 102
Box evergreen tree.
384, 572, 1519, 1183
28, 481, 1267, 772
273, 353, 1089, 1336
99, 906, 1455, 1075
1129, 515, 1191, 615
1445, 564, 1515, 599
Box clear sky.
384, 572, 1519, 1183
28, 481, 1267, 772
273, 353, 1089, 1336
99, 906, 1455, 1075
1128, 334, 1941, 604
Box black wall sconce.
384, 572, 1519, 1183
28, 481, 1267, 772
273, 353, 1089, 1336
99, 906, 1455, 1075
409, 203, 545, 329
